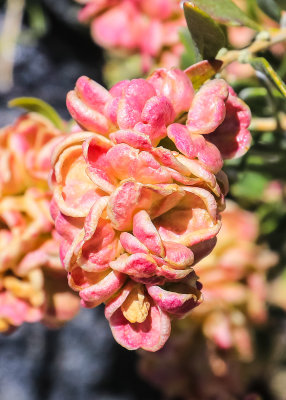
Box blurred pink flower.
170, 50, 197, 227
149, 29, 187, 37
263, 180, 284, 203
76, 0, 185, 72
138, 201, 278, 398
0, 113, 63, 196
50, 66, 251, 350
193, 200, 278, 359
0, 113, 80, 333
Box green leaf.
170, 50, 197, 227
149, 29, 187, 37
231, 171, 269, 201
8, 97, 64, 130
186, 0, 261, 30
258, 203, 284, 235
257, 0, 282, 21
276, 0, 286, 10
239, 87, 268, 101
183, 2, 226, 62
250, 57, 286, 98
246, 0, 261, 21
184, 59, 222, 90
179, 28, 197, 69
27, 0, 48, 38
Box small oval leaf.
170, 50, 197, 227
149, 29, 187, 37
187, 0, 261, 30
179, 27, 198, 69
184, 2, 226, 62
8, 97, 64, 129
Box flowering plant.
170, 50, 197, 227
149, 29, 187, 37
0, 111, 80, 332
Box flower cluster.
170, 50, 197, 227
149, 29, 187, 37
0, 113, 62, 196
50, 66, 251, 350
76, 0, 185, 72
192, 200, 278, 359
138, 201, 278, 398
0, 113, 80, 333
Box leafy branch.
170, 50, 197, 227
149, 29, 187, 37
218, 28, 286, 68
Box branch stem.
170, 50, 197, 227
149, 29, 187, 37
250, 114, 286, 131
219, 28, 286, 68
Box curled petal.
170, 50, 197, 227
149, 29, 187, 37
75, 196, 109, 259
51, 131, 94, 169
109, 80, 131, 97
196, 140, 223, 174
105, 282, 171, 351
82, 133, 113, 167
110, 253, 158, 278
110, 129, 152, 150
66, 90, 110, 134
163, 241, 194, 268
107, 302, 171, 351
184, 187, 217, 222
147, 282, 201, 316
106, 144, 172, 184
117, 79, 156, 129
187, 79, 229, 135
79, 220, 121, 273
105, 280, 134, 320
104, 80, 130, 125
120, 232, 149, 255
133, 210, 164, 257
75, 76, 112, 114
107, 180, 142, 231
155, 188, 221, 248
148, 68, 194, 115
138, 95, 175, 144
191, 237, 217, 264
108, 180, 185, 231
83, 134, 116, 193
79, 270, 126, 305
216, 170, 229, 198
167, 123, 198, 159
206, 90, 252, 159
158, 264, 192, 281
151, 147, 190, 176
167, 123, 223, 174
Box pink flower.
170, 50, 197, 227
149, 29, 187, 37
50, 66, 251, 350
0, 114, 80, 333
76, 0, 185, 72
0, 113, 63, 196
192, 201, 278, 360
